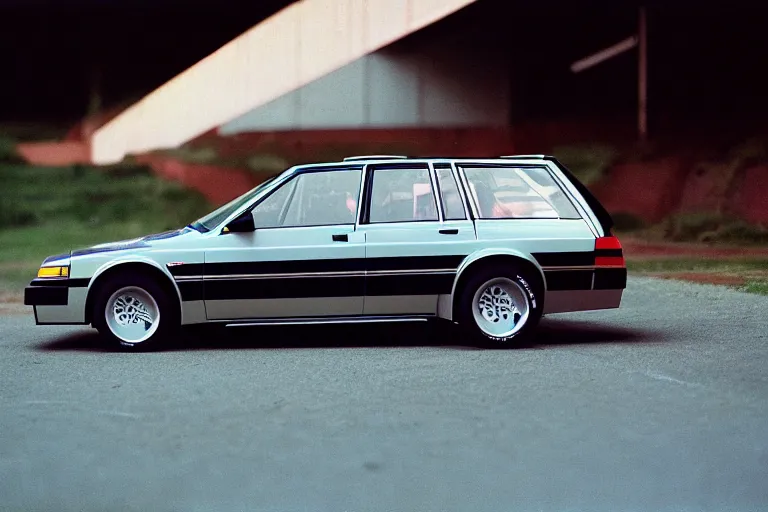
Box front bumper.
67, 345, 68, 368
24, 278, 89, 325
24, 285, 68, 306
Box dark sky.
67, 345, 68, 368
0, 0, 295, 123
1, 0, 767, 133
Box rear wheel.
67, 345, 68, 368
458, 264, 543, 348
92, 274, 178, 350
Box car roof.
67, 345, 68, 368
291, 155, 557, 171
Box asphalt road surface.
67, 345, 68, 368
1, 276, 767, 512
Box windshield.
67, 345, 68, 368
190, 175, 279, 232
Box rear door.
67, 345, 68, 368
357, 162, 476, 316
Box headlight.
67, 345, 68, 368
37, 266, 69, 278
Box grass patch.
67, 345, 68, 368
660, 212, 725, 242
626, 257, 768, 274
244, 153, 292, 177
627, 257, 768, 296
729, 134, 768, 166
0, 223, 165, 292
611, 212, 646, 232
0, 263, 38, 295
0, 161, 213, 294
161, 142, 422, 181
645, 212, 768, 245
743, 280, 768, 295
0, 136, 24, 164
702, 220, 768, 245
0, 162, 210, 229
158, 145, 219, 165
308, 142, 418, 162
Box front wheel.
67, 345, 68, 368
92, 274, 178, 350
458, 265, 543, 348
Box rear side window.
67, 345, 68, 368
461, 166, 581, 220
435, 168, 467, 220
368, 168, 438, 223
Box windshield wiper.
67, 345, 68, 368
187, 221, 209, 233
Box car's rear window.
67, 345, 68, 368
460, 166, 582, 220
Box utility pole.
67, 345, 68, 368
638, 5, 648, 143
570, 5, 649, 143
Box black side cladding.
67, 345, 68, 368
547, 157, 614, 234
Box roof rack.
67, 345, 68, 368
499, 154, 548, 159
343, 155, 408, 162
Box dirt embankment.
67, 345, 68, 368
169, 128, 768, 230
11, 113, 768, 229
622, 238, 768, 259
591, 157, 768, 227
132, 154, 262, 205
136, 148, 768, 230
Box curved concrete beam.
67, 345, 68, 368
91, 0, 479, 164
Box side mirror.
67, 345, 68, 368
223, 212, 255, 234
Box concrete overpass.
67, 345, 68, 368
92, 0, 489, 164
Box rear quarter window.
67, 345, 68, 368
461, 166, 582, 220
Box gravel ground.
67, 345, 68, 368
1, 276, 767, 512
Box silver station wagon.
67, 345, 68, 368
24, 155, 627, 350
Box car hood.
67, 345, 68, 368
70, 226, 198, 258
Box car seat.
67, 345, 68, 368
472, 181, 496, 217
305, 192, 353, 225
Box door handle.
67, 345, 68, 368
332, 234, 349, 242
439, 228, 459, 235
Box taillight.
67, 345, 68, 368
595, 235, 625, 267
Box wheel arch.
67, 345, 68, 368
449, 249, 545, 322
84, 257, 183, 325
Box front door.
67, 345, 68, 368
204, 167, 366, 320
358, 164, 476, 316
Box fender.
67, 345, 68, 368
439, 248, 546, 322
451, 247, 546, 299
86, 255, 184, 319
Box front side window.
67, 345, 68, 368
250, 169, 362, 228
192, 175, 279, 232
462, 166, 581, 220
368, 168, 438, 223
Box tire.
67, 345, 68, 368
91, 273, 179, 351
457, 264, 543, 348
